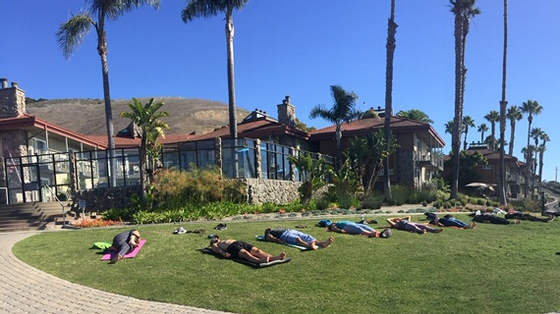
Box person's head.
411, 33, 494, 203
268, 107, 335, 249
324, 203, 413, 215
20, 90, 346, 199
210, 235, 220, 247
328, 222, 336, 231
131, 229, 141, 239
264, 228, 272, 238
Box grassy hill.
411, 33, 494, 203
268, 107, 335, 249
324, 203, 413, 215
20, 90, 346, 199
26, 97, 250, 136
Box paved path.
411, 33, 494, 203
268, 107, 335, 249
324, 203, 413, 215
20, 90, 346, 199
0, 231, 233, 314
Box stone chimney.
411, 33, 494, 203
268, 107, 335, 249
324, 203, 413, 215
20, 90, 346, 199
277, 95, 296, 128
0, 78, 26, 118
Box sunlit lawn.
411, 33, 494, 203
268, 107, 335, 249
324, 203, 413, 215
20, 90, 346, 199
12, 214, 560, 314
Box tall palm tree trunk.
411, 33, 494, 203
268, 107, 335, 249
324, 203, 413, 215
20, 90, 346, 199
97, 14, 116, 186
498, 0, 508, 206
524, 117, 532, 198
508, 120, 515, 156
451, 0, 464, 200
225, 7, 238, 177
384, 0, 397, 200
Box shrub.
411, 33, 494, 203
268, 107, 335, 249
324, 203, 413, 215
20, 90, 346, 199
361, 194, 383, 209
390, 185, 409, 206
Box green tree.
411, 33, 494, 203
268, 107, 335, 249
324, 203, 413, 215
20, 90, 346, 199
347, 129, 399, 197
506, 105, 522, 156
477, 123, 488, 143
56, 0, 160, 153
462, 115, 476, 150
396, 109, 433, 124
310, 85, 359, 167
182, 0, 248, 142
383, 0, 398, 201
484, 110, 499, 150
520, 99, 543, 197
288, 153, 329, 205
121, 98, 169, 201
444, 150, 488, 192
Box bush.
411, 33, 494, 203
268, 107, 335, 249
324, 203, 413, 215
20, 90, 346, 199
361, 194, 383, 209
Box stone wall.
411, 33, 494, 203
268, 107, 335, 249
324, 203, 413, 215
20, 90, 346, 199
244, 178, 301, 205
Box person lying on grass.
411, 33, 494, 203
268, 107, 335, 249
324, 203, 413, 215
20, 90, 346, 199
264, 228, 334, 250
108, 229, 141, 263
425, 213, 476, 229
470, 211, 520, 225
210, 235, 286, 264
386, 216, 443, 234
327, 221, 392, 238
504, 210, 553, 223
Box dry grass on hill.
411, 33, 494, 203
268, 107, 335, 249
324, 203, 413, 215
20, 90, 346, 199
27, 97, 250, 136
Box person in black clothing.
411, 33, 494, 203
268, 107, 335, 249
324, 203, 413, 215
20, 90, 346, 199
472, 212, 520, 225
504, 211, 553, 223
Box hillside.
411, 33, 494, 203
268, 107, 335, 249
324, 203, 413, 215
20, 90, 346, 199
26, 97, 250, 136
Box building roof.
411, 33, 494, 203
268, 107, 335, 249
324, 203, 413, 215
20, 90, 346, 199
0, 114, 107, 149
189, 115, 310, 141
310, 116, 446, 146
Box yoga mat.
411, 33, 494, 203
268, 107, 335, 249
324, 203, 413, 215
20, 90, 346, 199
200, 247, 291, 268
101, 239, 146, 260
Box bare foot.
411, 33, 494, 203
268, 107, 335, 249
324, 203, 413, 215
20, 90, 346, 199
468, 222, 477, 229
321, 236, 334, 248
270, 252, 287, 261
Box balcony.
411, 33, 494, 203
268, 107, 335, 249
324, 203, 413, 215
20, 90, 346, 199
416, 153, 443, 171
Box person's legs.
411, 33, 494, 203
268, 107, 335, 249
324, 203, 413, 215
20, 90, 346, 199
524, 214, 550, 223
440, 217, 469, 228
413, 222, 442, 233
315, 236, 334, 248
489, 215, 513, 225
245, 244, 286, 262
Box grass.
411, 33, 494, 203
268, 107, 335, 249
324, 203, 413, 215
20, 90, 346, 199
12, 214, 560, 314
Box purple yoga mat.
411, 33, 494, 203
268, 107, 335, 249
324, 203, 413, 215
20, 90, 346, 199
101, 239, 146, 260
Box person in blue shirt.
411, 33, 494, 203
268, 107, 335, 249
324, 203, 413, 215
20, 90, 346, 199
265, 228, 334, 250
328, 220, 392, 238
425, 213, 476, 229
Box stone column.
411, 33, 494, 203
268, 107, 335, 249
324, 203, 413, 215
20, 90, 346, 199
255, 139, 262, 179
214, 137, 223, 176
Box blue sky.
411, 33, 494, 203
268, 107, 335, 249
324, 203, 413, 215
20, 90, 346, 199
1, 1, 559, 181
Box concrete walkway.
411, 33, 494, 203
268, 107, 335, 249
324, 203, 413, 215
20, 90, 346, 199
0, 231, 232, 314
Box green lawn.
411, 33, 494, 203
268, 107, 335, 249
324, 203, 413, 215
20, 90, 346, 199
12, 214, 560, 314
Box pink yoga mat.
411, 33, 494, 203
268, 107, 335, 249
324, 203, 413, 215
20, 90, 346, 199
101, 239, 146, 260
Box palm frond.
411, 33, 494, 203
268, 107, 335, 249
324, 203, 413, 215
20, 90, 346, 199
182, 0, 249, 23
56, 12, 94, 59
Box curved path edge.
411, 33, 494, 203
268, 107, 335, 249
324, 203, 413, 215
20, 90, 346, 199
0, 231, 233, 314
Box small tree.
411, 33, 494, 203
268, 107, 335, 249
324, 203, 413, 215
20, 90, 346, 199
121, 98, 169, 201
288, 153, 330, 205
348, 129, 399, 196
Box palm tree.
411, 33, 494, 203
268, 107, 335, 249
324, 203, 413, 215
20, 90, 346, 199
462, 115, 476, 150
497, 0, 508, 206
383, 0, 398, 200
310, 85, 359, 168
456, 0, 481, 114
288, 153, 329, 205
56, 0, 160, 154
520, 99, 543, 197
396, 109, 433, 124
506, 105, 522, 156
477, 123, 488, 143
182, 0, 249, 143
537, 132, 550, 193
445, 120, 454, 136
121, 98, 169, 201
484, 110, 499, 150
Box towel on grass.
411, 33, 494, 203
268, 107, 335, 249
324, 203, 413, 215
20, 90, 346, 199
101, 239, 146, 261
199, 247, 291, 268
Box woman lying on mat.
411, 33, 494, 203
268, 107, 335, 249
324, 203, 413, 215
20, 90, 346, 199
386, 216, 443, 234
210, 235, 286, 264
327, 221, 392, 238
108, 229, 141, 263
264, 228, 334, 250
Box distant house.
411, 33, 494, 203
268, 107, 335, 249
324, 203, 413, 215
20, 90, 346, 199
442, 142, 524, 198
310, 114, 445, 189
